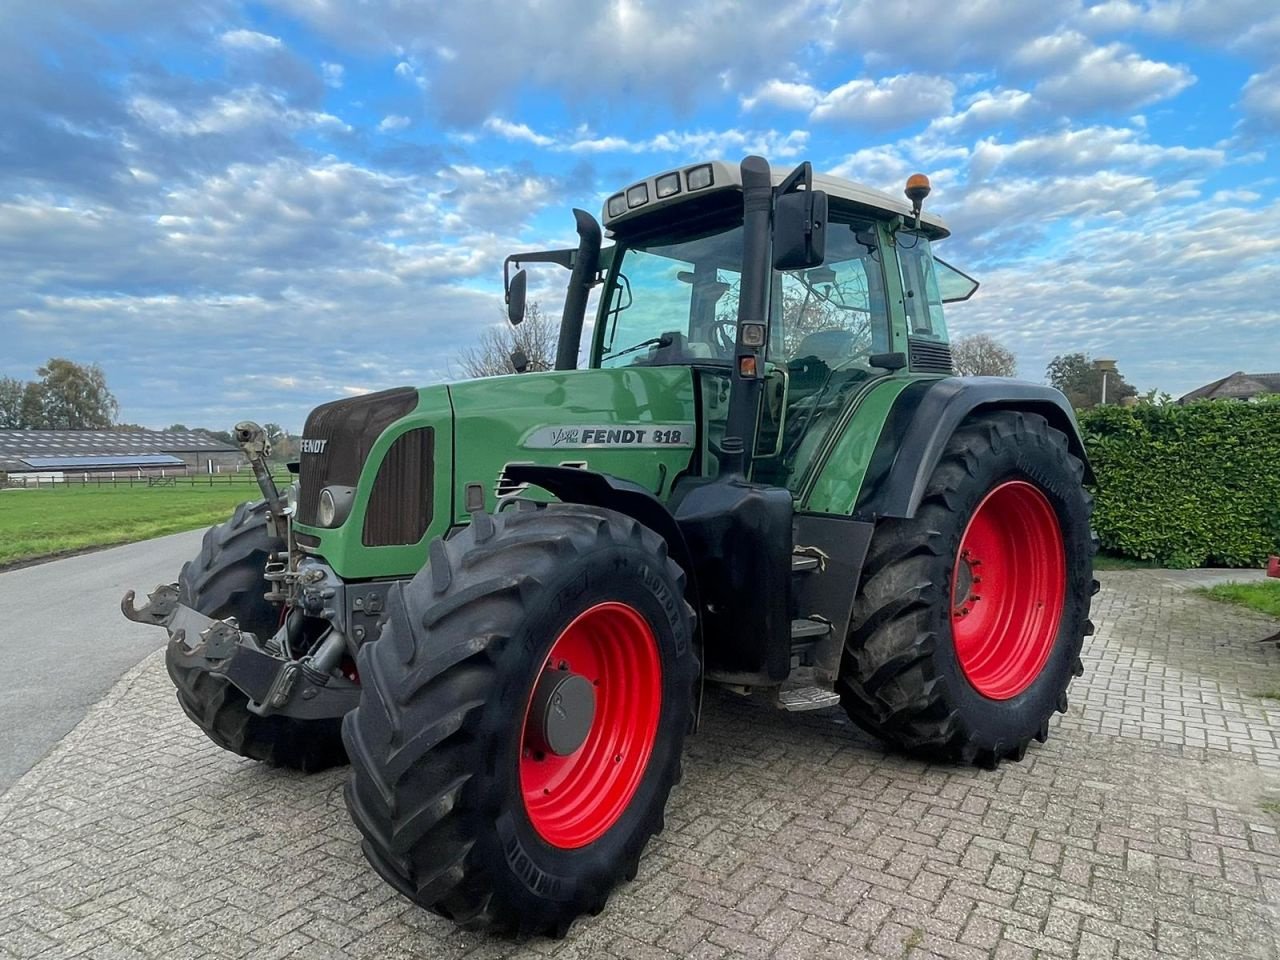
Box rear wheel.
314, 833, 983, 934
167, 499, 347, 772
838, 411, 1094, 767
342, 503, 697, 936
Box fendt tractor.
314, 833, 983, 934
124, 156, 1096, 935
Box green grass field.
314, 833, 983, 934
0, 483, 270, 566
1199, 580, 1280, 619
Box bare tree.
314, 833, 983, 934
952, 334, 1018, 377
458, 302, 558, 379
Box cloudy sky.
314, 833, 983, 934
3, 0, 1278, 429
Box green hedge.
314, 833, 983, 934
1078, 398, 1280, 568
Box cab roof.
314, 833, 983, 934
602, 159, 950, 240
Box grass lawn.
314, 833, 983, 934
1199, 580, 1280, 619
0, 483, 270, 566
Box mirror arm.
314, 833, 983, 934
775, 160, 813, 197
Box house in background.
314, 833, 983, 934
1179, 372, 1280, 403
0, 429, 241, 482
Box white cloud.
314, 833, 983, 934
927, 89, 1035, 136
1239, 66, 1280, 136
1102, 0, 1280, 50
219, 28, 283, 51
267, 0, 829, 123
740, 80, 822, 113
1013, 30, 1093, 73
394, 60, 428, 90
321, 62, 345, 88
830, 0, 1076, 69
811, 74, 956, 128
129, 87, 349, 137
967, 126, 1224, 181
377, 114, 411, 132
1032, 40, 1195, 113
743, 74, 955, 130
482, 117, 554, 147
482, 119, 811, 159
827, 146, 916, 191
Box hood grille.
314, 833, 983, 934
296, 387, 418, 526
363, 427, 434, 546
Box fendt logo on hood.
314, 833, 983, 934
300, 438, 328, 455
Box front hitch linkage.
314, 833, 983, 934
121, 584, 359, 720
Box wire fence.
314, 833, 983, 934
3, 471, 293, 491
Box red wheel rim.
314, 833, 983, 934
951, 480, 1066, 700
519, 602, 662, 849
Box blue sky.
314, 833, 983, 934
2, 0, 1278, 430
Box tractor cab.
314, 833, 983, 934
506, 160, 978, 494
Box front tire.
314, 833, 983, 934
342, 504, 698, 936
167, 499, 347, 772
838, 411, 1094, 767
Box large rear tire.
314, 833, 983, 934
342, 504, 697, 936
838, 411, 1094, 768
167, 499, 347, 772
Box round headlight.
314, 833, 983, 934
318, 488, 337, 527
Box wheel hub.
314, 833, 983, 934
950, 480, 1066, 700
519, 601, 663, 849
527, 669, 596, 757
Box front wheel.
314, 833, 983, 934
341, 503, 697, 936
838, 411, 1095, 767
168, 499, 347, 772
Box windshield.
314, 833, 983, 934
594, 215, 890, 370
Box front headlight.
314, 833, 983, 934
317, 485, 355, 527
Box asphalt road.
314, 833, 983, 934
0, 530, 204, 793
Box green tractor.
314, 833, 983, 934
123, 156, 1095, 935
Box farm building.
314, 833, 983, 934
0, 429, 242, 482
1179, 371, 1280, 403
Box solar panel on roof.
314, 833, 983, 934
20, 454, 186, 469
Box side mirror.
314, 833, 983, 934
506, 268, 527, 325
773, 189, 827, 272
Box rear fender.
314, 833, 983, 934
855, 377, 1094, 520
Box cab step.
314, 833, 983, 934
791, 553, 821, 573
790, 618, 830, 642
775, 684, 841, 712
789, 617, 832, 671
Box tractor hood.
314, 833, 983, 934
291, 366, 699, 580
447, 366, 698, 516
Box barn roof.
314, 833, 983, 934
0, 429, 238, 473
1179, 372, 1280, 403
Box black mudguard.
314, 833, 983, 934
505, 464, 794, 687
854, 376, 1094, 520
501, 464, 704, 639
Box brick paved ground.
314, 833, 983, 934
3, 571, 1280, 960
